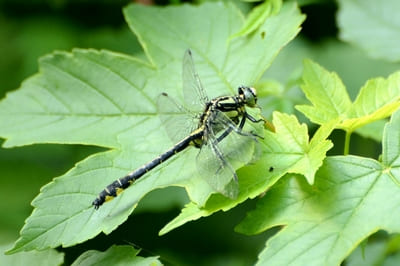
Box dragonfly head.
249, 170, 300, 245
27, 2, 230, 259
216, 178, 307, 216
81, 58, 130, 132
238, 86, 257, 107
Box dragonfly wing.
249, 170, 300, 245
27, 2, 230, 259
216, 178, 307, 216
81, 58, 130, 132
196, 110, 257, 198
157, 92, 196, 143
211, 110, 257, 165
158, 49, 209, 143
182, 49, 209, 109
196, 136, 240, 199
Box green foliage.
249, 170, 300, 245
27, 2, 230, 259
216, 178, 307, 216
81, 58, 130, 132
338, 0, 400, 62
298, 60, 400, 132
1, 0, 304, 255
1, 0, 400, 265
0, 242, 63, 266
297, 60, 400, 154
71, 245, 161, 266
160, 112, 335, 235
229, 0, 281, 39
237, 109, 400, 265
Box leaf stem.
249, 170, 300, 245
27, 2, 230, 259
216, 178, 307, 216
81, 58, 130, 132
344, 130, 352, 155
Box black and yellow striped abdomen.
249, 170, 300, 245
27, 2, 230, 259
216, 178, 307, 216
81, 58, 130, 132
92, 129, 204, 209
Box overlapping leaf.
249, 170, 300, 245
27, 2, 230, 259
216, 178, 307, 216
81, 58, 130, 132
297, 60, 400, 133
71, 245, 161, 266
0, 2, 305, 252
229, 0, 281, 39
296, 59, 351, 124
160, 112, 335, 234
236, 109, 400, 266
343, 72, 400, 131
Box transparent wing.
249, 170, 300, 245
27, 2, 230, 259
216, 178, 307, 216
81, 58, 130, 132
157, 49, 209, 143
157, 92, 197, 144
182, 49, 209, 111
196, 111, 256, 198
196, 136, 240, 199
211, 110, 257, 171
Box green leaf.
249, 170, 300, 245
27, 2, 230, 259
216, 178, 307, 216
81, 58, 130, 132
0, 242, 63, 266
268, 112, 336, 184
337, 0, 400, 62
71, 245, 161, 266
297, 60, 400, 133
0, 49, 157, 149
229, 0, 281, 40
236, 109, 400, 265
124, 1, 304, 86
160, 112, 335, 234
342, 71, 400, 131
1, 2, 305, 252
296, 59, 352, 125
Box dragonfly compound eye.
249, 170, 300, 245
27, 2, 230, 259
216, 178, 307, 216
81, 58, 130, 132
243, 87, 257, 107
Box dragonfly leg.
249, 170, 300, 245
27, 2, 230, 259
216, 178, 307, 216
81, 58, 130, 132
216, 114, 261, 143
246, 113, 264, 123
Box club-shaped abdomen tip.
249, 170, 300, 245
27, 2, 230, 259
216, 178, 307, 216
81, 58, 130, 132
92, 197, 102, 209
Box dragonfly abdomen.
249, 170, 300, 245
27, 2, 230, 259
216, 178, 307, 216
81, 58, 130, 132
92, 130, 203, 209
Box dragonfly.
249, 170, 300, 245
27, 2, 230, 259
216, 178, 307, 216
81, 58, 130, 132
93, 49, 264, 209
